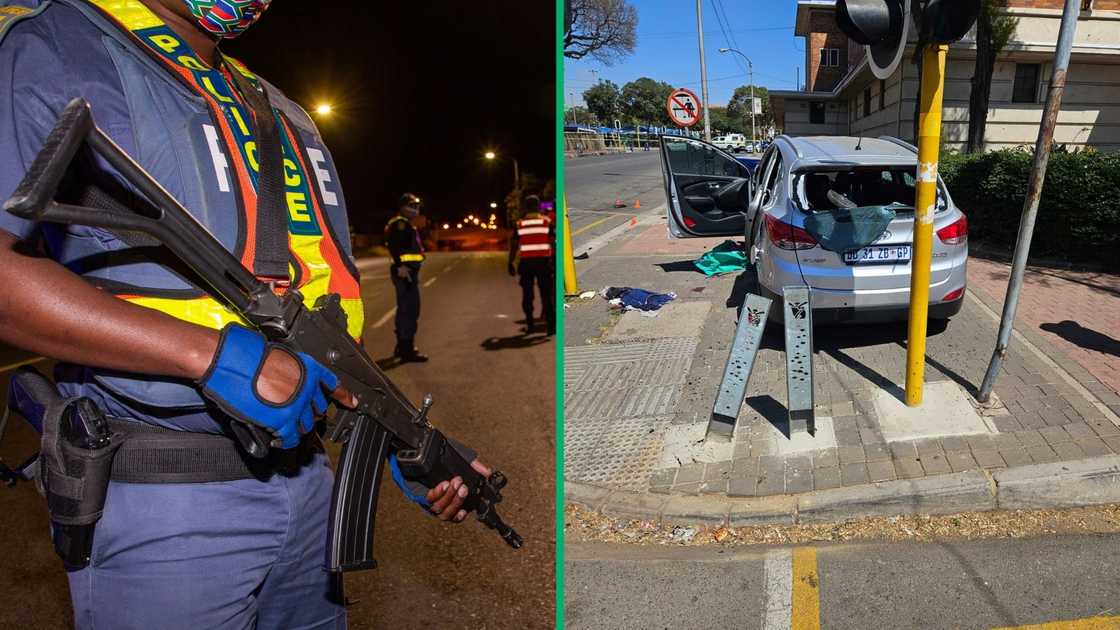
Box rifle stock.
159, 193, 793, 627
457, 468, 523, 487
4, 98, 522, 578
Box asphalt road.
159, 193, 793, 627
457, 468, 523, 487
565, 152, 663, 251
567, 535, 1120, 629
0, 251, 555, 629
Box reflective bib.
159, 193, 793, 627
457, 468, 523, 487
516, 213, 553, 258
87, 0, 364, 338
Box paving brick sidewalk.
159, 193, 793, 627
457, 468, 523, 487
968, 256, 1120, 399
565, 244, 1120, 504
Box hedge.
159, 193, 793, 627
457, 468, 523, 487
939, 148, 1120, 269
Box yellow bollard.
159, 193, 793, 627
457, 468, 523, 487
562, 197, 579, 295
905, 44, 948, 407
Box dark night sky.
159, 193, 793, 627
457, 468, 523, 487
225, 4, 556, 233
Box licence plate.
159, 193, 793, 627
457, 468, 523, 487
843, 245, 912, 264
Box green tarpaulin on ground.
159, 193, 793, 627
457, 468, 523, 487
693, 240, 748, 276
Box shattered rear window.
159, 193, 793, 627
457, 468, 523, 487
793, 167, 947, 213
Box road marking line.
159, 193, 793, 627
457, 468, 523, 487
991, 615, 1120, 629
761, 548, 793, 630
571, 215, 615, 237
791, 547, 821, 630
0, 356, 46, 373
371, 307, 396, 329
423, 276, 438, 288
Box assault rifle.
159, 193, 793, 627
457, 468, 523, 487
3, 98, 522, 585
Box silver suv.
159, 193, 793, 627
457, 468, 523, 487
659, 135, 967, 323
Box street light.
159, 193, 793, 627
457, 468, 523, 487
315, 103, 333, 116
483, 150, 520, 192
490, 202, 498, 209
718, 47, 757, 150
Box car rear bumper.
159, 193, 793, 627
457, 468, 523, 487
759, 285, 965, 324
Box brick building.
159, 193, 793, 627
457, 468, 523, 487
769, 0, 1120, 151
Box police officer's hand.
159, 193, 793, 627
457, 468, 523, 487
396, 266, 412, 280
425, 459, 493, 522
200, 324, 356, 449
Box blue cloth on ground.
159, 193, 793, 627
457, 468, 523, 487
607, 287, 676, 312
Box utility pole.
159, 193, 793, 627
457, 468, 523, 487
978, 0, 1080, 403
718, 48, 757, 149
695, 0, 711, 141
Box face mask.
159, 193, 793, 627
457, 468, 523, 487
181, 0, 272, 39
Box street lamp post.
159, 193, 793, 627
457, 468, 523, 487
718, 47, 757, 150
484, 150, 520, 193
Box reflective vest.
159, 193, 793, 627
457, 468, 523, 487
87, 0, 364, 338
384, 215, 425, 266
0, 0, 363, 413
516, 213, 553, 259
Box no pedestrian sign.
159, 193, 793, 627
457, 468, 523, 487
666, 88, 701, 128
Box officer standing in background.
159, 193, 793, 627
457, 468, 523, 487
508, 195, 556, 336
386, 193, 430, 362
0, 0, 481, 626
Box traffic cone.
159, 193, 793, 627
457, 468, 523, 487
634, 198, 641, 209
613, 198, 626, 208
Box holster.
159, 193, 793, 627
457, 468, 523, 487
10, 368, 121, 569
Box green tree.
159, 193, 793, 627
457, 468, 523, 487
566, 105, 599, 127
583, 80, 623, 124
564, 0, 638, 65
707, 107, 742, 135
726, 85, 773, 139
620, 77, 674, 126
967, 0, 1018, 153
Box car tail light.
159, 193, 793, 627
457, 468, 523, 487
765, 214, 817, 250
943, 287, 965, 302
937, 216, 968, 245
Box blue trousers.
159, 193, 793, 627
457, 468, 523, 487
391, 265, 421, 341
67, 454, 345, 629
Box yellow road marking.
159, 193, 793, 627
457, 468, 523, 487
0, 356, 46, 373
791, 547, 821, 630
571, 215, 615, 237
992, 616, 1120, 630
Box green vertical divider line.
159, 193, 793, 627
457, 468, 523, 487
554, 0, 566, 627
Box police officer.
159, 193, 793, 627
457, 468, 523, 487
385, 193, 429, 362
508, 195, 556, 335
0, 0, 485, 627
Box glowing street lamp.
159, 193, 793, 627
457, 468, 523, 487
442, 223, 450, 229
490, 202, 498, 209
315, 103, 333, 116
484, 151, 496, 160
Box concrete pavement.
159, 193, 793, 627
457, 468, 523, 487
567, 534, 1120, 629
563, 158, 1120, 526
0, 252, 554, 629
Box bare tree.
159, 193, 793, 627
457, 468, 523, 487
564, 0, 638, 65
967, 0, 1018, 153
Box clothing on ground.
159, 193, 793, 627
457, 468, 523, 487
601, 286, 677, 312
693, 239, 748, 276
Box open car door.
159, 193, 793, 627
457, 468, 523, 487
659, 135, 753, 238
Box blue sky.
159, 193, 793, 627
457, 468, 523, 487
564, 0, 807, 110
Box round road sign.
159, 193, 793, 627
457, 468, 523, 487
666, 88, 702, 128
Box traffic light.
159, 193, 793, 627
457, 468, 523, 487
836, 0, 910, 80
835, 0, 980, 79
914, 0, 982, 44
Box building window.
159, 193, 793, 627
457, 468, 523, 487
818, 48, 842, 68
879, 80, 886, 110
863, 87, 871, 117
1012, 63, 1040, 103
810, 102, 825, 124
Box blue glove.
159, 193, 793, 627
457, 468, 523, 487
199, 324, 338, 449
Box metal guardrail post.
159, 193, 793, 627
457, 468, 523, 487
784, 286, 815, 436
708, 293, 773, 439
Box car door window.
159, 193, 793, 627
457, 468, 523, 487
664, 137, 741, 177
760, 153, 783, 208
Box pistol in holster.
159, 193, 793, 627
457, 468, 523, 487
3, 367, 121, 570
